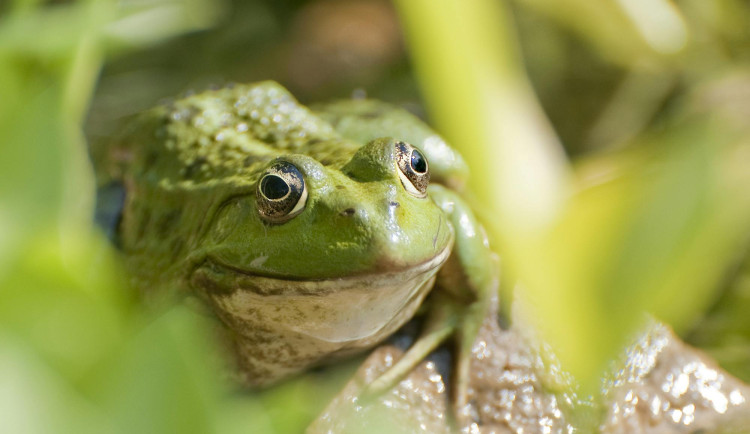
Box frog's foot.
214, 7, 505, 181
360, 297, 459, 400
453, 295, 496, 425
360, 292, 496, 423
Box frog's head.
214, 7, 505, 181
197, 138, 453, 282
189, 138, 454, 356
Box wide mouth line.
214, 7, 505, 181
203, 244, 452, 285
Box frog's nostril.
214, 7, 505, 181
340, 208, 356, 217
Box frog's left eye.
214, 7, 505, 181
395, 141, 430, 198
256, 161, 308, 223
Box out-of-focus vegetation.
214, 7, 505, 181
1, 1, 358, 433
395, 0, 750, 394
1, 0, 750, 432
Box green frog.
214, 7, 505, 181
100, 81, 497, 403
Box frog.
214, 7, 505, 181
99, 81, 497, 406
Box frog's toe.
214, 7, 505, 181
359, 290, 499, 428
453, 294, 498, 425
360, 297, 459, 400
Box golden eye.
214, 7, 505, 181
256, 161, 308, 223
395, 141, 430, 198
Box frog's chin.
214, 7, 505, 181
191, 245, 451, 345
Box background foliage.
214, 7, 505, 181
1, 0, 749, 432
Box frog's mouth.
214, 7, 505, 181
196, 244, 451, 295
191, 245, 451, 344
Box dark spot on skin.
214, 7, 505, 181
143, 151, 159, 170
340, 208, 356, 217
336, 185, 346, 190
389, 201, 400, 208
157, 209, 182, 235
284, 342, 301, 359
184, 157, 206, 179
257, 132, 273, 143
245, 155, 272, 167
319, 159, 332, 165
238, 363, 272, 384
230, 318, 274, 339
241, 327, 275, 345
289, 305, 307, 323
191, 269, 232, 296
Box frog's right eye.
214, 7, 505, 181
256, 161, 308, 223
395, 141, 430, 198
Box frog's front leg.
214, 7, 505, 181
430, 184, 500, 417
363, 184, 499, 418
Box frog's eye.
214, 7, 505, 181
256, 161, 308, 223
395, 141, 430, 198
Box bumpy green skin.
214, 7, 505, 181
104, 81, 494, 386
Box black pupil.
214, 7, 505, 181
261, 175, 289, 200
411, 150, 427, 173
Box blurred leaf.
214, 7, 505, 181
0, 1, 224, 56
105, 0, 225, 48
0, 0, 226, 258
514, 116, 750, 389
394, 0, 570, 235
0, 231, 130, 381
0, 2, 113, 56
0, 1, 245, 433
0, 334, 113, 434
88, 307, 227, 434
585, 63, 676, 149
0, 74, 68, 260
514, 0, 688, 62
397, 0, 750, 398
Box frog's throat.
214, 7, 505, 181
190, 244, 451, 344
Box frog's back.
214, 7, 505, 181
104, 81, 361, 187
96, 81, 469, 290
97, 82, 369, 292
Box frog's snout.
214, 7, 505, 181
337, 200, 398, 218
332, 201, 364, 219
